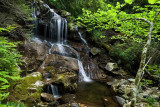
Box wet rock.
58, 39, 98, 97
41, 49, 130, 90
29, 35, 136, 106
43, 54, 79, 73
55, 72, 78, 92
41, 93, 55, 102
61, 93, 76, 104
90, 47, 101, 56
50, 44, 77, 58
20, 40, 50, 73
105, 62, 118, 71
115, 96, 125, 106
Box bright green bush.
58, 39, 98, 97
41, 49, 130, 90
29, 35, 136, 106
0, 101, 26, 107
0, 28, 22, 100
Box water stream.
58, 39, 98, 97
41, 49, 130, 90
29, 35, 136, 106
76, 82, 119, 107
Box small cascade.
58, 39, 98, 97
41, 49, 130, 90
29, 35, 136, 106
75, 26, 89, 48
78, 60, 92, 82
31, 0, 38, 36
43, 4, 68, 44
50, 84, 60, 98
47, 84, 60, 98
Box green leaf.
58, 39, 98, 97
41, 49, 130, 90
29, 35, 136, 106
148, 0, 158, 4
124, 0, 133, 4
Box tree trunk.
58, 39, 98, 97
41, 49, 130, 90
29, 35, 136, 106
130, 9, 160, 107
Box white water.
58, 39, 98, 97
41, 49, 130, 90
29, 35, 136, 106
57, 44, 92, 82
57, 44, 66, 54
33, 2, 91, 82
75, 26, 89, 48
51, 84, 60, 98
78, 60, 92, 82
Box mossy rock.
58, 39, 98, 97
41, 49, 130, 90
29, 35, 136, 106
8, 72, 43, 105
54, 72, 78, 92
68, 22, 75, 31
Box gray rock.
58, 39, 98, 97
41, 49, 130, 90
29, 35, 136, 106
90, 47, 101, 56
115, 96, 125, 106
41, 93, 55, 102
26, 72, 42, 78
105, 62, 118, 71
44, 54, 79, 73
128, 78, 135, 83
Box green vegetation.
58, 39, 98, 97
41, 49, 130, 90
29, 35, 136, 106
0, 27, 22, 100
0, 101, 26, 107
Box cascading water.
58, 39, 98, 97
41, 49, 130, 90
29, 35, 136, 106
31, 0, 38, 36
78, 60, 92, 82
40, 4, 91, 82
50, 84, 60, 98
47, 84, 60, 98
75, 26, 89, 48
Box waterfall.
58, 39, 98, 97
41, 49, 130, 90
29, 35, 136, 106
31, 0, 38, 36
75, 26, 89, 48
47, 84, 60, 98
33, 3, 91, 82
78, 60, 92, 82
50, 84, 60, 98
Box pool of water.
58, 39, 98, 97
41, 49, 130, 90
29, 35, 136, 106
76, 81, 119, 107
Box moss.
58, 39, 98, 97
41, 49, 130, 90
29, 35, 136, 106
8, 73, 42, 104
44, 66, 55, 71
68, 22, 75, 31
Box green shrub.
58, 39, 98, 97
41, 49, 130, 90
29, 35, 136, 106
0, 101, 26, 107
109, 42, 142, 70
144, 97, 158, 106
0, 27, 22, 100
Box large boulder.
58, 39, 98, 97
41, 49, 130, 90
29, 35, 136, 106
50, 44, 78, 58
20, 39, 51, 73
8, 72, 44, 106
43, 54, 79, 73
41, 54, 79, 92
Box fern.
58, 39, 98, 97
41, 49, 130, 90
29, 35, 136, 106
0, 28, 22, 100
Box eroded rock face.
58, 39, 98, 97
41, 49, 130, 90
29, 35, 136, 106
20, 40, 50, 73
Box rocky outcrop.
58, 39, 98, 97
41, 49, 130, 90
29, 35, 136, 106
20, 39, 50, 74
107, 78, 160, 107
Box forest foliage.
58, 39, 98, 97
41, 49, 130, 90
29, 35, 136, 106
0, 27, 22, 101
